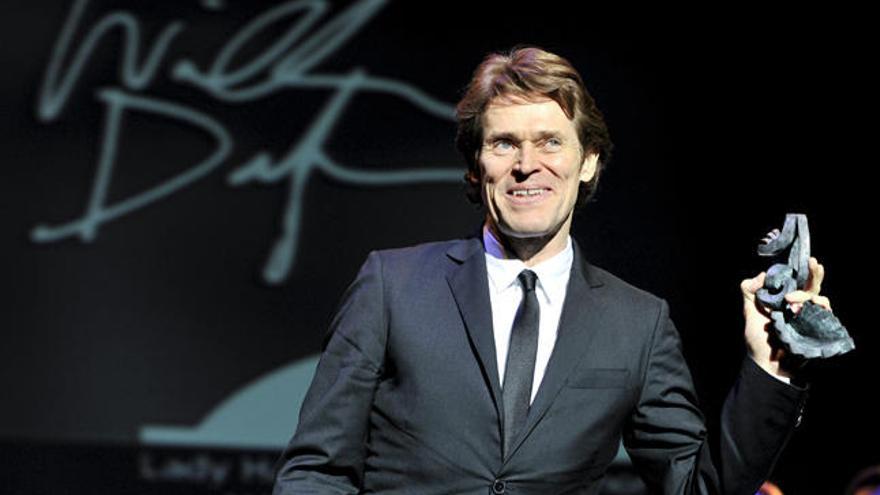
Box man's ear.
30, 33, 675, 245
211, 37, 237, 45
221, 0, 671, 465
579, 152, 599, 183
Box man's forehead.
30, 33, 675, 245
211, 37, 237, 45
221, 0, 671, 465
482, 95, 575, 134
488, 92, 553, 107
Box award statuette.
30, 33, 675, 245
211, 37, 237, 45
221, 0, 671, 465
756, 214, 854, 359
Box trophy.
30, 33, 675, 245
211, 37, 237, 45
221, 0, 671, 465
756, 214, 854, 358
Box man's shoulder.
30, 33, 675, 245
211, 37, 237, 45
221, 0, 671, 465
580, 259, 668, 314
370, 237, 478, 265
366, 238, 668, 308
361, 237, 479, 281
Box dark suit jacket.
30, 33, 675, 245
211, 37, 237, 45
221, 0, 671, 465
274, 237, 808, 494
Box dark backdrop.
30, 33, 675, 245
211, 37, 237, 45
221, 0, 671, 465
1, 2, 874, 494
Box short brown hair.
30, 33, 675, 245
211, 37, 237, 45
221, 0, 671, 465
455, 46, 613, 207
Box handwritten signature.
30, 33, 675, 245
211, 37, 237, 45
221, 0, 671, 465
32, 0, 461, 284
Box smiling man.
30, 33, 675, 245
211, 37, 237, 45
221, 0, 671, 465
478, 96, 597, 265
273, 47, 820, 495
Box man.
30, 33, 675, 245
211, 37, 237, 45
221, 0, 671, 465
273, 47, 827, 494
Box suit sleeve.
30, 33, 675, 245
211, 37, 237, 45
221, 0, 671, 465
623, 299, 808, 495
273, 251, 388, 495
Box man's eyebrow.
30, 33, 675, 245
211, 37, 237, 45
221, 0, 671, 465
533, 130, 564, 140
483, 131, 518, 143
483, 130, 563, 142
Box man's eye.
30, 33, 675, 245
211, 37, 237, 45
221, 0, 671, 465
493, 140, 515, 153
543, 138, 562, 151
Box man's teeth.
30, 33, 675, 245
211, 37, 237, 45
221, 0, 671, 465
512, 189, 544, 196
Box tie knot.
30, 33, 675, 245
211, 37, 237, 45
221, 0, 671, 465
518, 269, 538, 292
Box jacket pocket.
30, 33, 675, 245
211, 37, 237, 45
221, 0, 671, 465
565, 368, 629, 389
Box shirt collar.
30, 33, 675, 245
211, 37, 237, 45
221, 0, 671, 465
483, 225, 573, 305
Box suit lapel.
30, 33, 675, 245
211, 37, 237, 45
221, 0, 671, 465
504, 240, 606, 463
445, 238, 504, 421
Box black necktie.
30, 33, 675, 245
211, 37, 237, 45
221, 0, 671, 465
502, 269, 539, 458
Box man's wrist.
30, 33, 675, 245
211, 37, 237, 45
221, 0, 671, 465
748, 354, 793, 385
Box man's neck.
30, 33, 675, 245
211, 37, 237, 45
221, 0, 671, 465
485, 221, 571, 267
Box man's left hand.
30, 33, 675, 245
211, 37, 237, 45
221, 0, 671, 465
740, 257, 832, 380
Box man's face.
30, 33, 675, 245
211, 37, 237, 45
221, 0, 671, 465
478, 96, 597, 241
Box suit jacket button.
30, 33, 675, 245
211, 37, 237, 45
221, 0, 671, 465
492, 479, 506, 494
795, 404, 805, 428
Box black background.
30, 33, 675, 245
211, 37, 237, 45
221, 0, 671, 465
1, 1, 875, 493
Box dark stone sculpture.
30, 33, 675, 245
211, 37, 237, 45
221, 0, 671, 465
755, 214, 854, 359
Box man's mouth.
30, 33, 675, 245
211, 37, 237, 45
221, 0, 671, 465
507, 187, 551, 200
510, 188, 547, 197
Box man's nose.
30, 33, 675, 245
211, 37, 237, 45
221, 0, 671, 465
514, 144, 541, 174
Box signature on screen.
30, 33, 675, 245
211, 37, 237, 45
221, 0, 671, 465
32, 0, 461, 284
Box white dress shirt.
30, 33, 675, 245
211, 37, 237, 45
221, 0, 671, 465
483, 226, 573, 405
